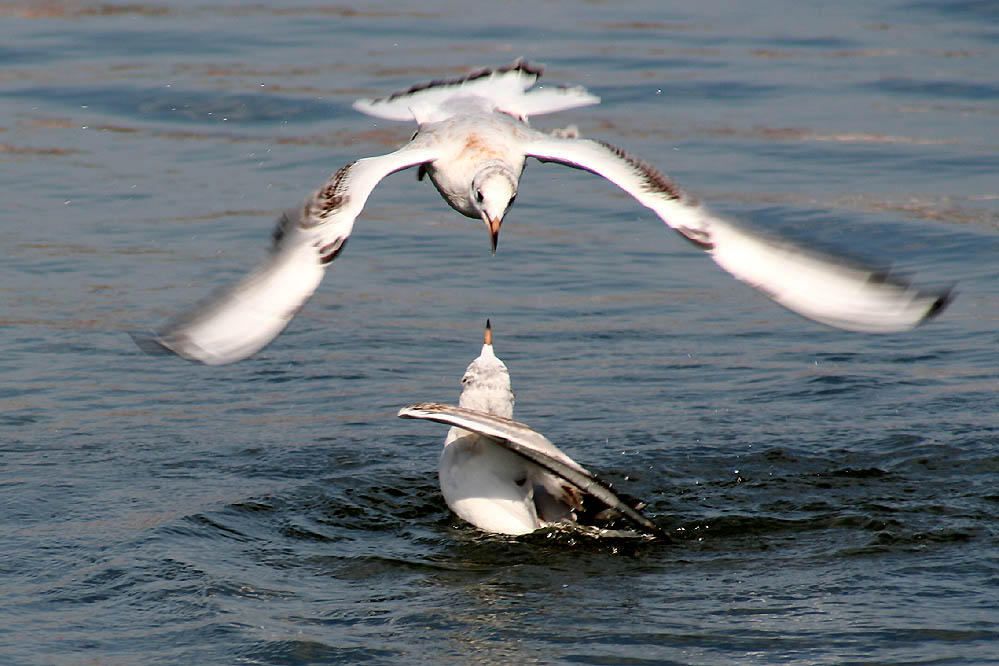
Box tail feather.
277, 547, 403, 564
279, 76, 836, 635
352, 59, 599, 123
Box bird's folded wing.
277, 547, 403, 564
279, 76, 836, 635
136, 145, 439, 365
523, 135, 953, 333
398, 402, 665, 536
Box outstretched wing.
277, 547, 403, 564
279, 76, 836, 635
398, 402, 666, 537
353, 59, 599, 124
522, 135, 953, 334
136, 144, 439, 365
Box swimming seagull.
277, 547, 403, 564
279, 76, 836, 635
398, 321, 665, 538
135, 59, 952, 365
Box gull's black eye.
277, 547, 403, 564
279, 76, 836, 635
475, 190, 484, 203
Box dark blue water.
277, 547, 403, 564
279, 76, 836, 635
1, 1, 997, 664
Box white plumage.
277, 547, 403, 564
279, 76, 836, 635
135, 59, 951, 365
398, 321, 664, 537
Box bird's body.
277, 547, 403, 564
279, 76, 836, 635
439, 429, 543, 534
400, 322, 663, 537
438, 326, 547, 534
135, 59, 951, 365
412, 109, 528, 220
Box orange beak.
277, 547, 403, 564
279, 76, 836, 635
485, 215, 502, 254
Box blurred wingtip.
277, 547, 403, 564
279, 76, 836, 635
128, 330, 175, 358
129, 329, 211, 364
923, 285, 956, 324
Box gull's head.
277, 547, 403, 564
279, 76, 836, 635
471, 164, 517, 253
458, 319, 514, 418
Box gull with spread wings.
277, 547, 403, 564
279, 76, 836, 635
136, 59, 951, 365
399, 321, 665, 538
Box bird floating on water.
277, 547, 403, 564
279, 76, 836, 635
398, 321, 665, 538
135, 59, 952, 365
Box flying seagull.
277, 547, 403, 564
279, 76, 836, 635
398, 321, 665, 537
135, 59, 952, 365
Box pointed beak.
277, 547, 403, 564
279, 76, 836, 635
484, 215, 502, 254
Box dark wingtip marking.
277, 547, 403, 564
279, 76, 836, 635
317, 236, 349, 265
398, 402, 447, 418
129, 330, 179, 358
271, 211, 295, 247
924, 287, 956, 322
379, 58, 543, 103
595, 140, 685, 201
677, 226, 714, 250
304, 162, 355, 225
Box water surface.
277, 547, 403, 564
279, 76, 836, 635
1, 1, 997, 664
